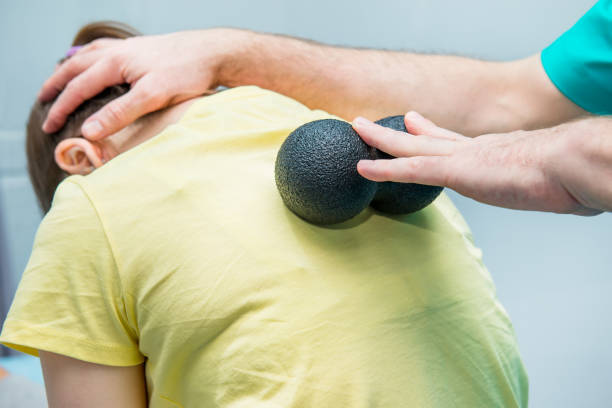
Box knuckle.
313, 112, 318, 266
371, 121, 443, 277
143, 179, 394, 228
89, 39, 105, 49
439, 161, 455, 187
105, 102, 126, 123
399, 157, 423, 182
380, 163, 395, 180
140, 87, 164, 107
440, 170, 452, 187
87, 38, 111, 51
107, 52, 124, 68
64, 80, 83, 98
151, 92, 167, 108
50, 98, 72, 118
63, 57, 87, 79
62, 57, 80, 75
409, 157, 424, 171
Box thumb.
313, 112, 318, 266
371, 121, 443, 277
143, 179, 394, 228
81, 80, 165, 140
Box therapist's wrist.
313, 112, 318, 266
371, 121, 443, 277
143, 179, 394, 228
214, 28, 262, 88
541, 118, 608, 215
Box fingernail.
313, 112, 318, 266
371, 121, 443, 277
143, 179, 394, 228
82, 120, 103, 138
358, 159, 375, 170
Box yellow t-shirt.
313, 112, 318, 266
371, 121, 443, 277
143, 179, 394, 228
1, 86, 527, 407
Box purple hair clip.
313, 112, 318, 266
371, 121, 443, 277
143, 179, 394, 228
65, 45, 83, 58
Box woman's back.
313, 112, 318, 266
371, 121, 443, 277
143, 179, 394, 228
1, 86, 527, 407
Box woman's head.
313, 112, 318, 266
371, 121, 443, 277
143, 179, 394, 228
26, 21, 140, 213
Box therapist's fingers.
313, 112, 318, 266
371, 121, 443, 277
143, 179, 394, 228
403, 111, 469, 141
357, 156, 450, 186
38, 38, 118, 102
80, 76, 167, 140
353, 116, 456, 157
42, 58, 124, 134
38, 50, 105, 103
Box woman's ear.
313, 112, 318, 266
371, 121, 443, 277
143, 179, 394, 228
55, 138, 105, 175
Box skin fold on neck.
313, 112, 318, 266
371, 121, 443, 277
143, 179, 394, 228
103, 97, 199, 156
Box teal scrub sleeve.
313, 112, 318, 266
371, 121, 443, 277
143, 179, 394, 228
541, 0, 612, 114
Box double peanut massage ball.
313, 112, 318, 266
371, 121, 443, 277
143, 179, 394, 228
275, 116, 444, 225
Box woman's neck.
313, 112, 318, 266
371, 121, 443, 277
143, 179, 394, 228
104, 97, 199, 156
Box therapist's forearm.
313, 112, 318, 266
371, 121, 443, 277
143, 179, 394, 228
218, 30, 586, 136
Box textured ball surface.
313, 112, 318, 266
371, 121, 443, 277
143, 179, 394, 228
275, 119, 377, 225
370, 115, 444, 214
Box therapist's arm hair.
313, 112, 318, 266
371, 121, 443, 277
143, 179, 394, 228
39, 28, 587, 140
39, 351, 147, 408
219, 31, 586, 136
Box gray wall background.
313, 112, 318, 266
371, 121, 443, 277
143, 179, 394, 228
1, 0, 610, 406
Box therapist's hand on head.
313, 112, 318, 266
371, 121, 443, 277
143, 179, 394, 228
39, 29, 239, 140
353, 112, 612, 216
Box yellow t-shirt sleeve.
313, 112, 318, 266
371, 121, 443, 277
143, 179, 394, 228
0, 179, 143, 366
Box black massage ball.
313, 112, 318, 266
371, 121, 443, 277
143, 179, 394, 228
369, 115, 444, 214
275, 119, 377, 225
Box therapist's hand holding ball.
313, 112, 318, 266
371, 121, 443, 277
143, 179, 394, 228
353, 112, 610, 215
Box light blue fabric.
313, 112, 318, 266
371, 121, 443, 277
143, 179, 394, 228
542, 0, 612, 114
